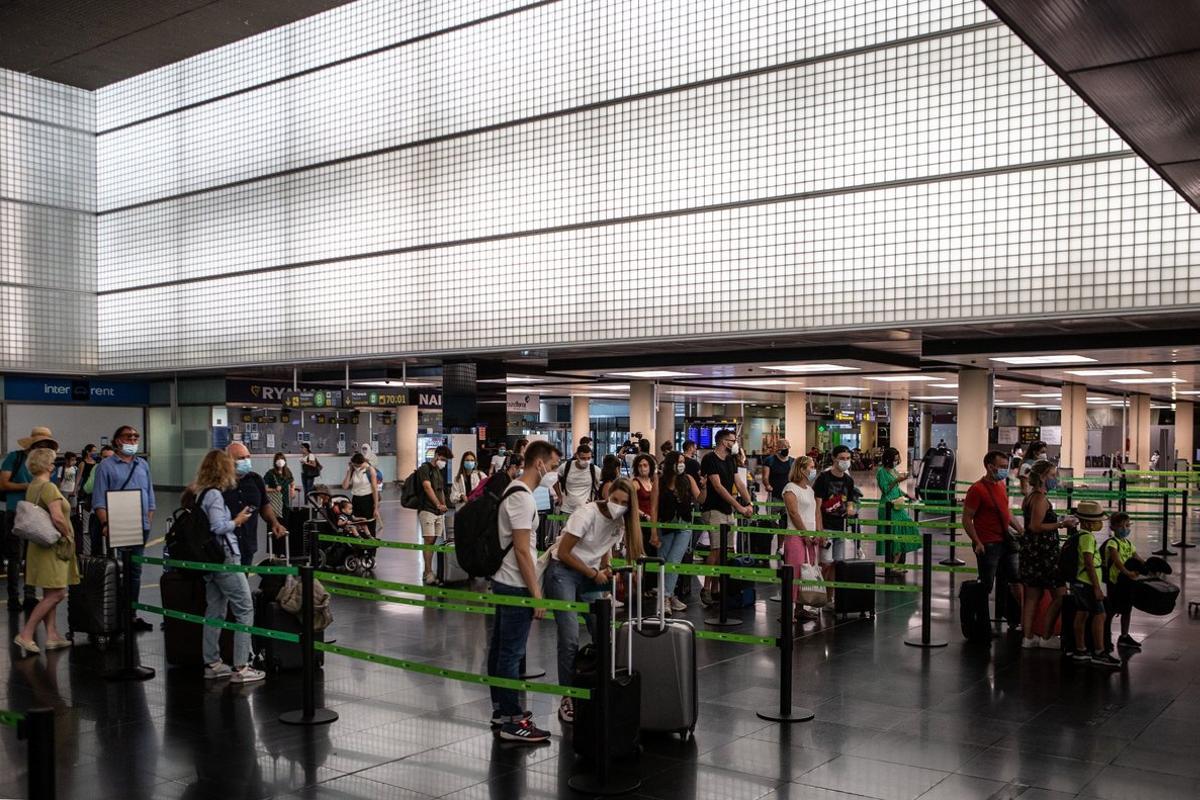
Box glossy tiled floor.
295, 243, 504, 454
3, 488, 1199, 799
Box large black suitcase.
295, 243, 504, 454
959, 579, 991, 643
1130, 576, 1179, 616
68, 538, 121, 645
252, 589, 324, 672
160, 569, 233, 667
280, 507, 314, 563
834, 559, 875, 618
573, 572, 640, 762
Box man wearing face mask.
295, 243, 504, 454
417, 445, 453, 585
558, 444, 600, 515
91, 425, 157, 630
812, 445, 858, 565
223, 442, 288, 567
963, 450, 1025, 601
698, 429, 753, 607
759, 439, 794, 555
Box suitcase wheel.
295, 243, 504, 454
363, 556, 376, 571
344, 555, 360, 573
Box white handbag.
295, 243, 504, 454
13, 499, 61, 547
798, 563, 827, 607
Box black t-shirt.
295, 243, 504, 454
684, 456, 702, 483
700, 452, 737, 514
764, 455, 794, 498
223, 471, 266, 551
813, 469, 855, 520
416, 461, 446, 514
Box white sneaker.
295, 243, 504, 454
613, 598, 625, 609
230, 665, 266, 684
669, 596, 687, 612
204, 661, 232, 680
1021, 637, 1039, 650
1039, 636, 1060, 649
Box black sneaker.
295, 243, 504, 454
1090, 651, 1122, 668
1070, 650, 1091, 663
498, 718, 551, 743
133, 617, 154, 633
490, 709, 532, 728
1117, 635, 1142, 651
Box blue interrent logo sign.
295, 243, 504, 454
5, 377, 149, 405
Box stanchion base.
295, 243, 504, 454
904, 638, 949, 648
279, 708, 339, 726
102, 665, 156, 682
756, 706, 815, 723
567, 771, 641, 796
703, 616, 743, 627
519, 668, 547, 680
1171, 541, 1195, 548
938, 558, 965, 566
1151, 548, 1177, 557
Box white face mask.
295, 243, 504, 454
675, 461, 686, 475
435, 459, 447, 470
836, 459, 851, 472
275, 459, 286, 469
806, 469, 817, 483
540, 471, 559, 489
730, 443, 740, 455
607, 501, 628, 518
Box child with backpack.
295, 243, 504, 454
1065, 501, 1121, 668
1103, 511, 1145, 651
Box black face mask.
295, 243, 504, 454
777, 449, 789, 458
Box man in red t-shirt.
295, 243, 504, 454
963, 450, 1025, 600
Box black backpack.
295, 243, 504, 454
400, 469, 421, 510
562, 459, 599, 501
165, 489, 227, 564
1057, 531, 1083, 585
454, 484, 528, 578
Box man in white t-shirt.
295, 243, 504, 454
487, 440, 561, 744
558, 444, 600, 515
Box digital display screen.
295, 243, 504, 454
699, 427, 713, 448
687, 425, 700, 445
928, 455, 946, 469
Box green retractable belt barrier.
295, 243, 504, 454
132, 602, 300, 642
318, 533, 456, 552
314, 571, 591, 613
0, 709, 24, 729
134, 555, 299, 576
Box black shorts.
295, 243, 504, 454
1071, 582, 1106, 615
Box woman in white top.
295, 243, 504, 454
449, 451, 484, 507
57, 452, 79, 504
342, 453, 379, 535
545, 477, 644, 726
782, 456, 822, 620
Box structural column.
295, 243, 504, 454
889, 399, 910, 474
629, 381, 656, 445
785, 391, 807, 456
1129, 394, 1153, 468
1059, 384, 1088, 473
920, 411, 933, 455
656, 399, 676, 452
956, 369, 991, 481
571, 396, 591, 453
858, 420, 878, 451
1176, 401, 1195, 465
397, 405, 419, 474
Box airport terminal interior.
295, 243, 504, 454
2, 0, 1200, 798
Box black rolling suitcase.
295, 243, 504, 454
280, 507, 313, 563
573, 571, 641, 762
959, 579, 991, 643
161, 569, 234, 666
68, 537, 121, 646
834, 559, 875, 618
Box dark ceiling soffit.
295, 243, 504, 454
922, 329, 1200, 358
546, 344, 921, 373
982, 0, 1200, 214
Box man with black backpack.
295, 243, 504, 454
485, 440, 560, 743
558, 444, 599, 515
1, 426, 59, 613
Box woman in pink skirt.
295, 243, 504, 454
782, 456, 823, 621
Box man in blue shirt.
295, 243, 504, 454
1, 426, 59, 613
92, 424, 156, 631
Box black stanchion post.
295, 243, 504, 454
883, 502, 896, 579
1173, 487, 1192, 548
940, 491, 965, 567
1119, 474, 1127, 513
905, 531, 947, 648
705, 524, 741, 627
1107, 470, 1114, 511
757, 565, 814, 723
1066, 483, 1074, 515
568, 597, 639, 796
1152, 492, 1176, 557
280, 565, 339, 725
19, 707, 54, 800
102, 549, 155, 682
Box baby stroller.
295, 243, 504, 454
306, 490, 378, 573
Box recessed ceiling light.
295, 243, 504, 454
1063, 368, 1151, 377
1151, 405, 1172, 410
606, 370, 700, 379
354, 380, 432, 387
930, 383, 958, 389
995, 401, 1035, 406
911, 395, 958, 401
862, 376, 942, 383
813, 386, 867, 392
1022, 393, 1062, 399
989, 355, 1097, 365
1110, 378, 1185, 385
725, 379, 805, 387
1176, 390, 1200, 396
663, 389, 731, 396
762, 364, 859, 373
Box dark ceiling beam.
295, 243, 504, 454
922, 329, 1200, 359
546, 344, 921, 374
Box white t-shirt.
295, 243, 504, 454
60, 465, 78, 494
490, 454, 508, 474
782, 482, 816, 530
492, 484, 539, 588
559, 459, 599, 513
555, 502, 624, 571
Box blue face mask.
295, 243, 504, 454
463, 461, 476, 471
995, 467, 1009, 480
120, 443, 138, 457
1044, 478, 1059, 491
235, 458, 253, 476
1115, 527, 1131, 539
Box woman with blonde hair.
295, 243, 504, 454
545, 477, 644, 725
13, 447, 79, 655
189, 449, 262, 683
782, 456, 822, 622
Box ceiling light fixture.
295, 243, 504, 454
354, 380, 432, 388
930, 383, 958, 389
1110, 378, 1185, 385
989, 355, 1097, 365
812, 386, 868, 392
1063, 368, 1151, 377
911, 395, 958, 401
762, 364, 859, 373
1021, 393, 1062, 399
862, 375, 942, 383
725, 379, 806, 387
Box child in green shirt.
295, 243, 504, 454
1104, 511, 1144, 651
1070, 502, 1121, 667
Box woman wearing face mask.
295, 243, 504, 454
342, 452, 379, 536
1020, 460, 1077, 649
299, 443, 321, 499
875, 447, 919, 566
264, 452, 296, 520
1018, 440, 1048, 496
450, 451, 483, 507
782, 456, 822, 621
656, 451, 700, 613
545, 477, 644, 725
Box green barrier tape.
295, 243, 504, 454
324, 585, 586, 624
887, 563, 978, 574
315, 641, 591, 699
693, 630, 777, 646
318, 534, 456, 553
134, 555, 299, 576
609, 558, 776, 581
790, 579, 920, 593
133, 602, 301, 642
932, 539, 976, 548
314, 571, 591, 613
0, 709, 24, 729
